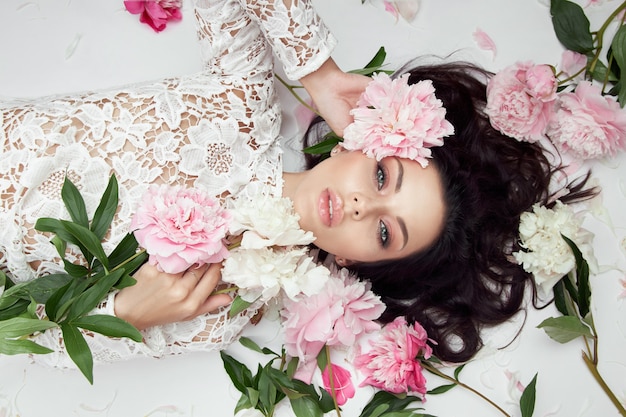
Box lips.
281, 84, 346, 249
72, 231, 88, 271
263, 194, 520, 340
318, 188, 343, 227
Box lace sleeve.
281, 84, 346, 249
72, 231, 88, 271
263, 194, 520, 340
236, 0, 338, 80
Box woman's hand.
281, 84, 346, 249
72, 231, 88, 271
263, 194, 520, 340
114, 263, 232, 330
299, 58, 371, 137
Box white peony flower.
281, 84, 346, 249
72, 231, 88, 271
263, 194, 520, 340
513, 201, 595, 293
221, 246, 329, 303
228, 193, 315, 249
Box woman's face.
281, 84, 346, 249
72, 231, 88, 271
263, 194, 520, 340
288, 147, 446, 264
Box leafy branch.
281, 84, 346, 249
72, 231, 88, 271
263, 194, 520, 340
423, 360, 537, 417
536, 235, 626, 416
550, 0, 626, 105
0, 174, 147, 383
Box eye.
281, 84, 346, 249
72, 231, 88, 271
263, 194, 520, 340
375, 163, 387, 190
378, 220, 390, 248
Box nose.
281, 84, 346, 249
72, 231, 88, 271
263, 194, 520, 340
348, 193, 382, 220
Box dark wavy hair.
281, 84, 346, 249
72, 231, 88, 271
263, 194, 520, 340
303, 61, 596, 363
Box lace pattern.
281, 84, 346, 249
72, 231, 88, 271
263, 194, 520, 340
0, 0, 335, 365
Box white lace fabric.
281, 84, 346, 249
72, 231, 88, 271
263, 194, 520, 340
0, 0, 336, 366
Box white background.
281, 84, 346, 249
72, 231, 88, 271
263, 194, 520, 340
1, 1, 625, 416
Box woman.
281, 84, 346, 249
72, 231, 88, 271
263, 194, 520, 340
0, 0, 590, 367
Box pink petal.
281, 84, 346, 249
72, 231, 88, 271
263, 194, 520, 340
123, 0, 145, 14
473, 28, 497, 59
383, 1, 399, 20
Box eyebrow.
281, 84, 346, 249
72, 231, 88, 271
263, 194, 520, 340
397, 216, 408, 250
393, 158, 408, 250
394, 157, 404, 193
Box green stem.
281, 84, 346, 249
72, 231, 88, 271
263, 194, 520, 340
109, 249, 146, 274
274, 73, 321, 116
325, 345, 342, 417
211, 286, 239, 295
582, 352, 626, 416
422, 362, 511, 417
588, 1, 626, 85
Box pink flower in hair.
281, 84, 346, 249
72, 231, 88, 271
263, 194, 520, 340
547, 81, 626, 160
124, 0, 182, 33
130, 184, 231, 274
343, 72, 454, 168
353, 316, 432, 397
486, 61, 558, 142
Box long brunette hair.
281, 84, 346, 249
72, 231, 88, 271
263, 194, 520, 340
303, 61, 595, 362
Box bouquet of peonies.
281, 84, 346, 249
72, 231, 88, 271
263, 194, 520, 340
130, 184, 331, 316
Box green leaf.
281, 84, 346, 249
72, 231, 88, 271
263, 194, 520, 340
612, 25, 626, 106
239, 336, 266, 354
63, 260, 90, 278
220, 351, 254, 394
258, 364, 278, 415
520, 373, 538, 417
114, 274, 137, 290
90, 175, 119, 240
61, 323, 94, 384
1, 273, 72, 305
537, 315, 593, 343
35, 217, 83, 248
427, 383, 457, 395
61, 176, 89, 228
453, 363, 465, 380
359, 391, 423, 417
0, 338, 54, 355
71, 315, 142, 342
108, 233, 141, 269
65, 269, 123, 321
290, 396, 323, 417
0, 270, 5, 290
233, 393, 254, 414
229, 295, 253, 317
61, 221, 109, 270
348, 46, 393, 76
316, 345, 329, 372
0, 299, 30, 321
550, 0, 594, 53
50, 235, 67, 258
302, 135, 342, 155
561, 235, 590, 318
246, 387, 260, 409
0, 317, 58, 337
553, 279, 570, 316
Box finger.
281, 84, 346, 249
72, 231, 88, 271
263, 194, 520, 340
192, 263, 223, 298
181, 263, 210, 285
199, 293, 233, 315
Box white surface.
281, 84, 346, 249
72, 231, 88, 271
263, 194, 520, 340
1, 1, 625, 416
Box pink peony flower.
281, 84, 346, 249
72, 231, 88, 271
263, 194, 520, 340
353, 316, 432, 397
321, 363, 356, 406
486, 61, 558, 142
547, 81, 626, 159
130, 184, 231, 274
124, 0, 182, 33
281, 266, 386, 384
342, 72, 454, 168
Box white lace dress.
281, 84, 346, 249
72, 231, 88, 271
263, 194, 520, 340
0, 0, 336, 367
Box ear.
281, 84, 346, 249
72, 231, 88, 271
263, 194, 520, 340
330, 143, 346, 157
335, 257, 353, 267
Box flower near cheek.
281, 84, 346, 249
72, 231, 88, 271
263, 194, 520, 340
353, 316, 432, 397
124, 0, 182, 33
130, 184, 231, 274
342, 72, 454, 168
321, 363, 356, 406
513, 201, 595, 293
547, 81, 626, 160
485, 61, 558, 142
